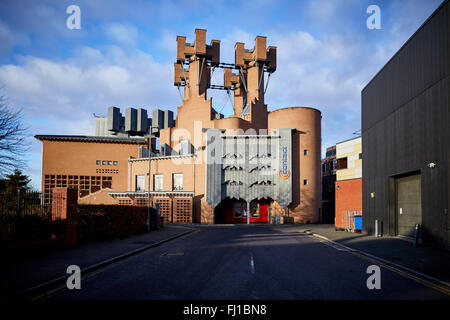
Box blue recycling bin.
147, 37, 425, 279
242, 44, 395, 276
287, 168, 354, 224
354, 216, 363, 230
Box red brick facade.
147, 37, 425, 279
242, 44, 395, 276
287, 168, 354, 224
335, 178, 362, 229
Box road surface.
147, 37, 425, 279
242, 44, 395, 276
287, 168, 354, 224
36, 225, 450, 300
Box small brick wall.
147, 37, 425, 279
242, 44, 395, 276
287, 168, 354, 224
78, 205, 159, 240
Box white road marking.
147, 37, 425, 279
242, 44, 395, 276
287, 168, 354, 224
318, 240, 348, 251
250, 253, 255, 274
242, 233, 304, 237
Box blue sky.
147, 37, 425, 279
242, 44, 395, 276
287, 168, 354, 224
0, 0, 444, 190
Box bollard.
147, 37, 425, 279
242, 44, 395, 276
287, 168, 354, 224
375, 219, 378, 237
413, 224, 420, 247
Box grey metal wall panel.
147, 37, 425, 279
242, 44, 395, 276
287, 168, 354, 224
107, 106, 121, 132
206, 132, 292, 208
362, 1, 450, 248
137, 108, 148, 134
362, 1, 450, 131
163, 110, 174, 128
205, 129, 223, 208
152, 109, 164, 129
276, 129, 293, 208
125, 107, 137, 133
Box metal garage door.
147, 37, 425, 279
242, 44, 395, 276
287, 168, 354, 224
396, 174, 422, 237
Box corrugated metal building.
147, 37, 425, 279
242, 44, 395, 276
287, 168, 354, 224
362, 0, 449, 248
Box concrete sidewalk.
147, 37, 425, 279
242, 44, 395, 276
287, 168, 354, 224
290, 224, 450, 284
0, 225, 194, 299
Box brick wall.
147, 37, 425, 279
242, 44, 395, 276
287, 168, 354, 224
78, 205, 159, 239
52, 187, 78, 245
335, 178, 362, 229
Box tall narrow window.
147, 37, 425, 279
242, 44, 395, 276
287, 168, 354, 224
154, 174, 164, 191
180, 140, 189, 155
173, 173, 183, 191
135, 175, 145, 191
304, 149, 308, 156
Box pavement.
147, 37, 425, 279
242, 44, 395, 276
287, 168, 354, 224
0, 224, 195, 299
293, 224, 450, 284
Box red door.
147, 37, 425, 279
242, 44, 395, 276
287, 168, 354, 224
223, 201, 269, 223
259, 203, 268, 223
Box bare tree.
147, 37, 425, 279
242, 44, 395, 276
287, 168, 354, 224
0, 94, 29, 176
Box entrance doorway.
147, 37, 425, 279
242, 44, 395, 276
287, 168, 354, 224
215, 198, 270, 224
396, 173, 422, 237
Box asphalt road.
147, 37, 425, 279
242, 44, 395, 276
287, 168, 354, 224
39, 225, 450, 300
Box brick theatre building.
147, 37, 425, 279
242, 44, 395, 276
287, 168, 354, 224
36, 29, 322, 224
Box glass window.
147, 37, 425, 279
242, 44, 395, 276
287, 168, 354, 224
180, 140, 189, 155
113, 161, 118, 165
102, 161, 107, 165
233, 201, 247, 218
250, 202, 259, 218
336, 158, 348, 169
107, 161, 112, 165
154, 174, 163, 191
96, 160, 101, 165
136, 175, 145, 191
304, 149, 308, 156
303, 179, 308, 185
173, 173, 183, 191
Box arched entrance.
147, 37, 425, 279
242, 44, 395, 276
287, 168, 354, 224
215, 198, 271, 224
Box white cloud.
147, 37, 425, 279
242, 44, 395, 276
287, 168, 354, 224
0, 45, 179, 189
0, 46, 177, 123
104, 23, 139, 47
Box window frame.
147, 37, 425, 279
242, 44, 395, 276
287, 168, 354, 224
180, 139, 189, 155
153, 174, 164, 192
135, 175, 145, 192
172, 173, 183, 191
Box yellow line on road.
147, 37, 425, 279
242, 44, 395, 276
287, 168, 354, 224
308, 233, 450, 296
350, 249, 450, 296
31, 269, 106, 301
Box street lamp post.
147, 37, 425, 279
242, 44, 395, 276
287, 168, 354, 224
146, 136, 151, 232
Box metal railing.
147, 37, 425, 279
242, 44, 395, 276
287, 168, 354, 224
0, 190, 54, 243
